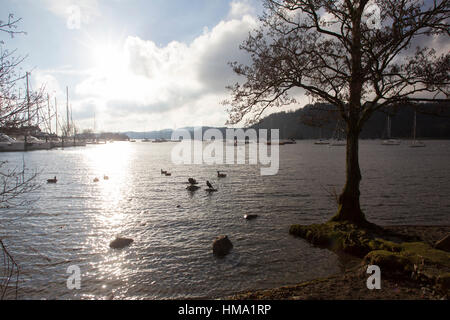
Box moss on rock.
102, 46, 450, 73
289, 221, 400, 257
290, 221, 450, 293
363, 250, 414, 274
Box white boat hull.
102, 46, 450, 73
410, 141, 426, 148
382, 139, 401, 145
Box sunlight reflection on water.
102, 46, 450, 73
1, 140, 449, 299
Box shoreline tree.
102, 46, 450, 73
1, 13, 42, 210
1, 14, 42, 299
224, 0, 449, 226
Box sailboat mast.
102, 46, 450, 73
70, 103, 74, 136
55, 97, 58, 137
26, 72, 31, 126
387, 115, 391, 139
47, 94, 51, 133
66, 86, 70, 136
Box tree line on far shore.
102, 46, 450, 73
251, 102, 450, 140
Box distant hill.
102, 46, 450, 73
251, 102, 450, 139
124, 127, 231, 140
122, 102, 450, 140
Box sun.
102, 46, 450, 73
91, 43, 127, 76
86, 40, 140, 100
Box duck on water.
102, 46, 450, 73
186, 177, 200, 191
206, 180, 217, 192
47, 176, 57, 183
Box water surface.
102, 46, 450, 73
1, 140, 449, 299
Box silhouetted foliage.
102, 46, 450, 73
224, 0, 449, 225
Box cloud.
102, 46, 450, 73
68, 8, 258, 131
41, 0, 100, 27
228, 0, 254, 19
32, 71, 63, 96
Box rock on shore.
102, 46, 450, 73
435, 234, 450, 252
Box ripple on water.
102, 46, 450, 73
1, 140, 449, 299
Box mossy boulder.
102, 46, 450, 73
289, 222, 400, 257
436, 273, 450, 292
290, 221, 450, 291
363, 250, 414, 274
434, 234, 450, 252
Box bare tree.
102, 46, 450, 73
0, 14, 26, 38
0, 161, 39, 208
0, 239, 19, 299
224, 0, 449, 226
1, 14, 43, 299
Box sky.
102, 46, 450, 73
2, 1, 448, 133
1, 0, 267, 132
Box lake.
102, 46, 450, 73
1, 140, 449, 299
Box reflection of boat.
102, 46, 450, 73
330, 140, 346, 146
410, 140, 425, 148
410, 111, 425, 148
382, 115, 400, 145
314, 128, 329, 145
266, 141, 286, 145
283, 139, 296, 145
142, 129, 151, 142
382, 139, 401, 145
314, 139, 330, 145
0, 133, 25, 151
17, 135, 52, 150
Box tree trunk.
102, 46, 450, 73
330, 126, 368, 226
330, 6, 371, 227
